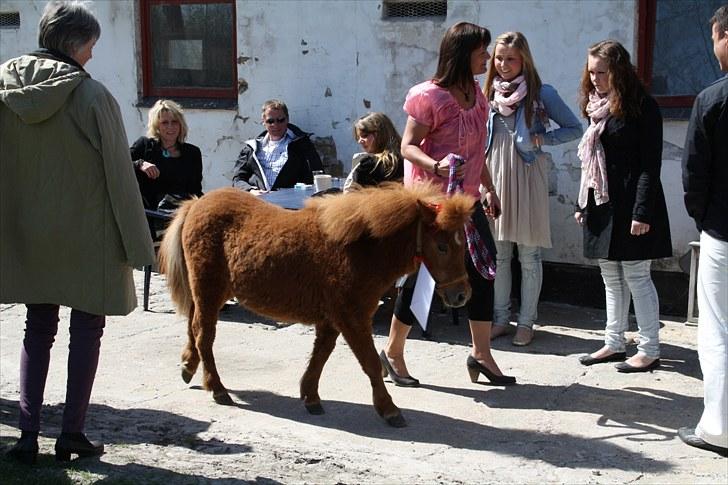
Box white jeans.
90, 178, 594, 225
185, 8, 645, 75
598, 259, 660, 358
695, 232, 728, 448
493, 241, 542, 328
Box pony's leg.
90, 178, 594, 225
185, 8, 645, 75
181, 306, 200, 383
339, 322, 406, 427
300, 323, 340, 415
193, 304, 233, 405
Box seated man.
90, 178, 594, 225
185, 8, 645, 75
232, 99, 323, 193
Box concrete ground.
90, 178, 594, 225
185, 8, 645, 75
1, 269, 726, 484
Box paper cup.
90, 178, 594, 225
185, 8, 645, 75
314, 174, 332, 192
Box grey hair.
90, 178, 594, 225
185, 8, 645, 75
38, 1, 101, 57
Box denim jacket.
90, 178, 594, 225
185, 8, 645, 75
486, 84, 582, 163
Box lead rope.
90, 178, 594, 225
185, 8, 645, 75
445, 153, 496, 280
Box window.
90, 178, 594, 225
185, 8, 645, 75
383, 0, 447, 20
140, 0, 237, 100
637, 0, 724, 110
0, 12, 20, 29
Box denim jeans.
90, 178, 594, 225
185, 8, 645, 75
598, 259, 660, 358
493, 241, 542, 328
695, 232, 728, 448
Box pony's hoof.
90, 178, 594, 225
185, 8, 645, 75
213, 392, 234, 405
181, 367, 194, 384
385, 413, 407, 428
305, 402, 325, 415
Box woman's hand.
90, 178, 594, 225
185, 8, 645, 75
631, 220, 650, 236
140, 161, 160, 179
484, 190, 501, 219
574, 211, 585, 225
435, 155, 466, 178
531, 133, 543, 148
249, 189, 268, 196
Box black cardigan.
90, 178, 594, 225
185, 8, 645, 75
130, 136, 203, 210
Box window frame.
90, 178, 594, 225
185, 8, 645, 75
637, 0, 705, 108
139, 0, 238, 100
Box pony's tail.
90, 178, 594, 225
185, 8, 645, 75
158, 199, 195, 316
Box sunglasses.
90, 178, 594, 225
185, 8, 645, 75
264, 117, 287, 125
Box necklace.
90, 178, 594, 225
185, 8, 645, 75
162, 142, 177, 158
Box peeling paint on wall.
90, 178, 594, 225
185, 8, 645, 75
324, 87, 332, 97
363, 99, 371, 108
238, 79, 249, 94
313, 136, 342, 177
237, 56, 251, 64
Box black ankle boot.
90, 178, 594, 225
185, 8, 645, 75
7, 430, 39, 465
54, 432, 104, 461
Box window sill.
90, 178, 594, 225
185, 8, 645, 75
136, 97, 238, 110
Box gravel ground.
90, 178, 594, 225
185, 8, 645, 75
1, 269, 726, 484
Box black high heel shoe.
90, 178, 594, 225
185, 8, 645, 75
6, 430, 39, 465
379, 350, 420, 387
466, 355, 516, 385
54, 432, 104, 461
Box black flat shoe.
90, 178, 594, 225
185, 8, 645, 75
615, 359, 660, 373
678, 427, 728, 456
579, 352, 627, 366
379, 350, 420, 387
466, 355, 516, 385
6, 431, 39, 465
55, 432, 104, 461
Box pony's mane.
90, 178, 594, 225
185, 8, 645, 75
308, 182, 474, 244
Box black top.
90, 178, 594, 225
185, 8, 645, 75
349, 152, 404, 187
682, 74, 728, 241
581, 94, 672, 260
130, 136, 203, 209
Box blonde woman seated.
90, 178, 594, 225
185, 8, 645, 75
131, 99, 203, 210
344, 112, 404, 191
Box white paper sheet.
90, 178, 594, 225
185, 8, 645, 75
410, 264, 436, 331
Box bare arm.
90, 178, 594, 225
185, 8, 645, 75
401, 116, 465, 178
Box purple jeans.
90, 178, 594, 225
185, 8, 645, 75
19, 304, 105, 433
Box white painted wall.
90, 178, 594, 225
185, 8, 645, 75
0, 0, 700, 271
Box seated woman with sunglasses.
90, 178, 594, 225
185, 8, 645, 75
232, 99, 323, 194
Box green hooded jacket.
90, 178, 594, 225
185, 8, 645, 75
0, 54, 155, 316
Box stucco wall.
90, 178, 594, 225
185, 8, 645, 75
0, 0, 700, 271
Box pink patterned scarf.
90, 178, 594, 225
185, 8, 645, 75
577, 91, 611, 208
491, 75, 527, 116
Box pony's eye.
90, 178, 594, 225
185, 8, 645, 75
437, 242, 448, 253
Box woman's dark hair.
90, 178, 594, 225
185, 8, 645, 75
579, 40, 645, 119
433, 22, 491, 90
38, 1, 101, 57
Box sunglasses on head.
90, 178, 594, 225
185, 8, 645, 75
265, 117, 287, 125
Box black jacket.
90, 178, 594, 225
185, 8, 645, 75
347, 152, 404, 188
580, 94, 672, 261
232, 123, 323, 191
682, 74, 728, 242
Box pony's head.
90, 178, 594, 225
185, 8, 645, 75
311, 182, 474, 308
415, 190, 474, 308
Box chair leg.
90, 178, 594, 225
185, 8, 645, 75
144, 265, 151, 311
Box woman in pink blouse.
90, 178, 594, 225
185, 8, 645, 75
379, 22, 516, 387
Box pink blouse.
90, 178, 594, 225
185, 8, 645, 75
402, 79, 489, 198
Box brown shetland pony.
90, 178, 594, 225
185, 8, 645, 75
158, 183, 474, 427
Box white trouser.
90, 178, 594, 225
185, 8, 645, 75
695, 231, 728, 448
598, 259, 661, 358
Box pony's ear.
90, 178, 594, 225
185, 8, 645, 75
417, 200, 438, 227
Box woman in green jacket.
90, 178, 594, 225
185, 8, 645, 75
0, 1, 154, 464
